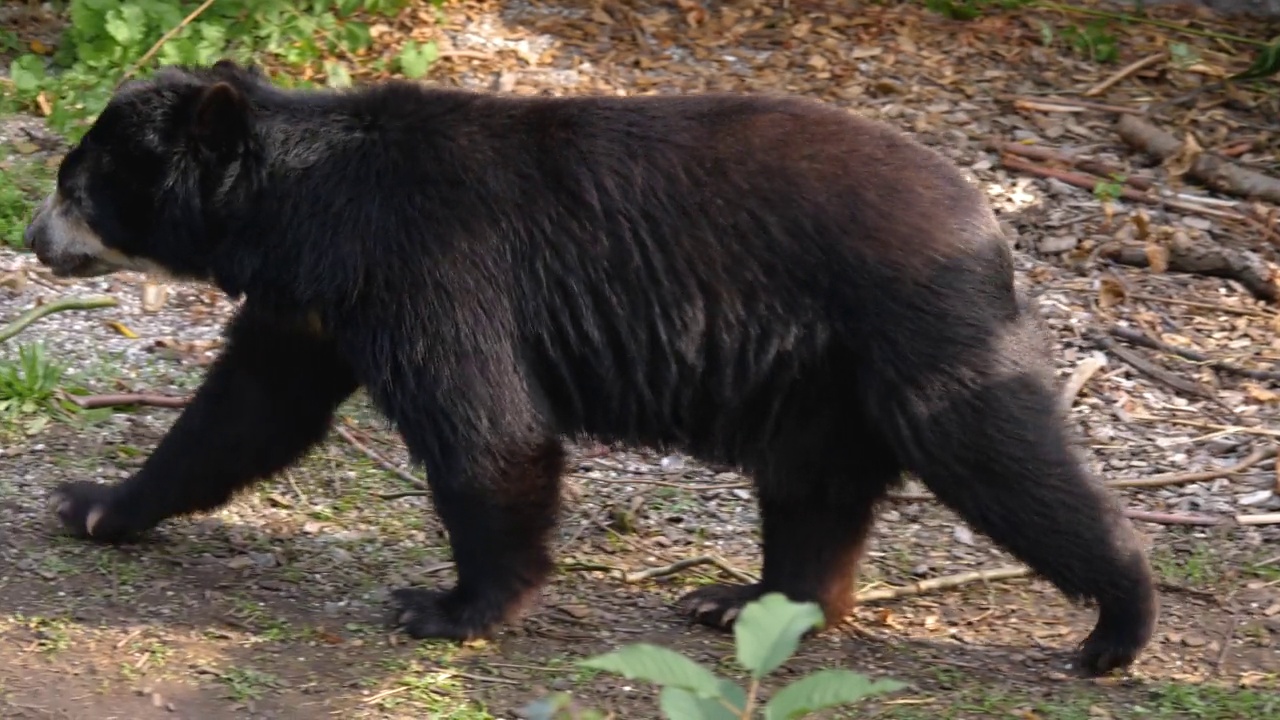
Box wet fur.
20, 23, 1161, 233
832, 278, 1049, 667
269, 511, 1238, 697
25, 60, 1158, 676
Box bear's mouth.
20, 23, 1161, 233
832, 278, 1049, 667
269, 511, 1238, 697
45, 254, 120, 278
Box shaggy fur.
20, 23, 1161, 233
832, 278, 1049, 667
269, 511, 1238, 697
24, 60, 1158, 676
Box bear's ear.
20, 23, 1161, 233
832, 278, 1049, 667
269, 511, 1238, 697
190, 81, 251, 158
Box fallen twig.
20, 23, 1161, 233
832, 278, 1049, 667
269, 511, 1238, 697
333, 425, 428, 491
1122, 509, 1223, 526
563, 554, 759, 585
1107, 325, 1280, 383
0, 296, 119, 343
998, 154, 1253, 224
1108, 446, 1276, 489
570, 473, 750, 492
1237, 512, 1280, 526
1117, 115, 1280, 205
1098, 240, 1278, 303
1089, 332, 1216, 400
854, 566, 1030, 603
1060, 353, 1108, 412
67, 393, 190, 410
1125, 292, 1275, 319
996, 142, 1155, 190
1085, 53, 1163, 97
1009, 96, 1145, 115
1128, 415, 1280, 439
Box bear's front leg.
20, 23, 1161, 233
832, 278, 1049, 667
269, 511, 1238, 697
52, 307, 359, 542
364, 348, 567, 641
388, 434, 566, 641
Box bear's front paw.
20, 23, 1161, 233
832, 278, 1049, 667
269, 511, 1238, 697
676, 583, 767, 630
389, 587, 503, 642
49, 481, 137, 543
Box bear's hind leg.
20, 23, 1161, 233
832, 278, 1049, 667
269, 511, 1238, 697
885, 370, 1158, 676
52, 308, 359, 542
678, 453, 900, 631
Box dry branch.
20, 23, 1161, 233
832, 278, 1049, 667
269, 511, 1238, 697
334, 425, 428, 491
1097, 239, 1278, 303
68, 393, 189, 409
854, 566, 1031, 603
1117, 115, 1280, 205
1107, 325, 1280, 382
564, 554, 758, 585
1089, 331, 1216, 399
995, 142, 1154, 190
1108, 445, 1276, 489
570, 473, 750, 492
1085, 53, 1163, 97
1060, 353, 1108, 412
0, 296, 119, 343
1125, 293, 1275, 319
1123, 509, 1223, 526
998, 154, 1251, 224
1008, 96, 1145, 115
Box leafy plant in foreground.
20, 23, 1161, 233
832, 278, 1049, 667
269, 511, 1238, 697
522, 593, 906, 720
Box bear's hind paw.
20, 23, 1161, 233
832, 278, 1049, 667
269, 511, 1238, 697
676, 583, 768, 630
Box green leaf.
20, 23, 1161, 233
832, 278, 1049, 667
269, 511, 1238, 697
658, 687, 741, 720
519, 692, 574, 720
1231, 39, 1280, 81
734, 593, 825, 679
580, 644, 723, 698
103, 6, 145, 48
397, 40, 438, 79
763, 670, 907, 720
9, 55, 47, 94
323, 60, 352, 89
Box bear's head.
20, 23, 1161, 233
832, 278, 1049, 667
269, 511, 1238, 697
23, 59, 268, 283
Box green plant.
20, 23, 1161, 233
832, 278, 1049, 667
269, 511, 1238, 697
523, 594, 905, 720
4, 0, 441, 141
1092, 174, 1125, 203
0, 342, 70, 432
0, 153, 56, 250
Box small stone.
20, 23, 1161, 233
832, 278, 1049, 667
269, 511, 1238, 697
1182, 634, 1208, 648
226, 556, 254, 570
152, 692, 165, 708
1037, 234, 1078, 254
561, 604, 590, 619
249, 552, 278, 568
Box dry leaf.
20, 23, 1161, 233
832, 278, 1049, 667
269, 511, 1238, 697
1244, 384, 1280, 403
1131, 209, 1151, 240
141, 283, 169, 312
1163, 132, 1203, 179
1145, 243, 1170, 274
1099, 276, 1127, 308
107, 321, 139, 339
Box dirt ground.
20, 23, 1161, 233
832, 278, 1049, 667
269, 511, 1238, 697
2, 1, 1279, 718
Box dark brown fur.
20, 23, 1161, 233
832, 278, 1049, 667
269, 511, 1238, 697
23, 60, 1158, 677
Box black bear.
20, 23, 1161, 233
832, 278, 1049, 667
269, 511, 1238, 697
24, 60, 1157, 676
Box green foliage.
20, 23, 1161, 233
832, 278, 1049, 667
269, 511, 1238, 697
3, 0, 441, 141
1231, 38, 1280, 81
922, 0, 1032, 22
525, 594, 905, 720
1092, 174, 1125, 203
0, 342, 75, 433
0, 152, 56, 250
